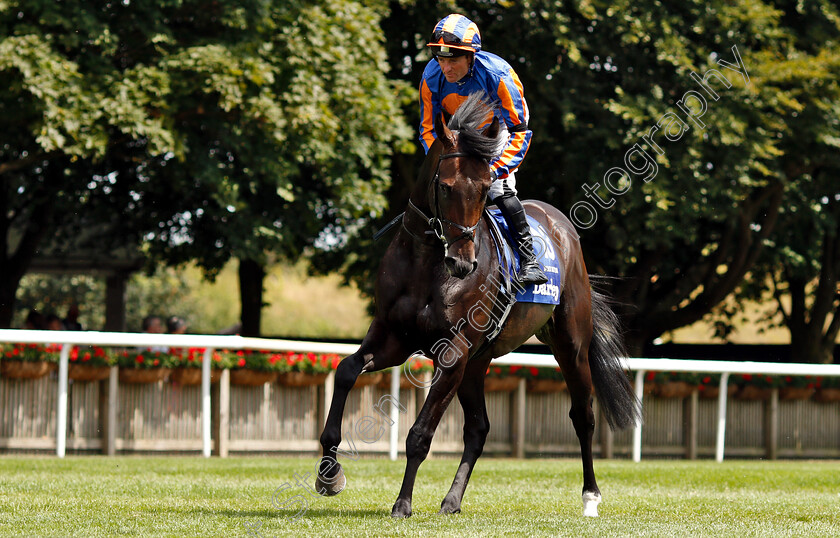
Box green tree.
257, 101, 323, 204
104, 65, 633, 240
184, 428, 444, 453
0, 0, 411, 332
13, 268, 204, 333
718, 1, 840, 362
757, 168, 840, 363
354, 1, 839, 354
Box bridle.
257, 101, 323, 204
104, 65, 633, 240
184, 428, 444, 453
407, 149, 485, 249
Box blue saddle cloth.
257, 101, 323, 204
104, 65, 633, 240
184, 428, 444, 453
486, 208, 563, 305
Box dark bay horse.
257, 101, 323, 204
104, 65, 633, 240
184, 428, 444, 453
316, 94, 640, 518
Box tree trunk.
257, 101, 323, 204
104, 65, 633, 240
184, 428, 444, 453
789, 329, 834, 364
0, 214, 48, 328
0, 279, 19, 328
784, 246, 838, 364
238, 258, 265, 337
0, 159, 63, 327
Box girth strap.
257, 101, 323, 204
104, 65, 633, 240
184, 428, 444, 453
467, 208, 518, 360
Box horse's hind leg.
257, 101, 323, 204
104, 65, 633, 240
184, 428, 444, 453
544, 289, 601, 517
439, 354, 493, 514
316, 320, 409, 496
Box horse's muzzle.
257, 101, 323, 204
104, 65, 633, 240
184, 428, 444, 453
444, 256, 477, 279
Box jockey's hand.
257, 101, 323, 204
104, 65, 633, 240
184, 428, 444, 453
489, 167, 498, 181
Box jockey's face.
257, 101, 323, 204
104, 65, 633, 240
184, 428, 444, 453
437, 55, 470, 83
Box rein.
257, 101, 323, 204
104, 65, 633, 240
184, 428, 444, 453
401, 149, 515, 357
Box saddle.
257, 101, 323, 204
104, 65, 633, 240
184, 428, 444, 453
484, 207, 563, 305
473, 207, 564, 349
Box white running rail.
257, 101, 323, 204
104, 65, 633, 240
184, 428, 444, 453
1, 329, 839, 462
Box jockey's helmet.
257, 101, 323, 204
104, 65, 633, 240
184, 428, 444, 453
427, 14, 482, 57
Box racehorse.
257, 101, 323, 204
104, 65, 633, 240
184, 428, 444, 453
315, 93, 641, 518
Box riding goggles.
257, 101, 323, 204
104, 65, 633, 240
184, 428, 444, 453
428, 30, 476, 57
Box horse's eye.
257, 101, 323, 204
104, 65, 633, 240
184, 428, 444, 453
440, 183, 453, 195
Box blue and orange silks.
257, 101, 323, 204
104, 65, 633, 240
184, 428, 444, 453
419, 51, 532, 180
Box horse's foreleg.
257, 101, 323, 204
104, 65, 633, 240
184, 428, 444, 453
391, 363, 466, 518
439, 355, 492, 514
315, 350, 365, 496
316, 324, 408, 496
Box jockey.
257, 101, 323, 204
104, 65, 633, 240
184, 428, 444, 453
419, 14, 548, 286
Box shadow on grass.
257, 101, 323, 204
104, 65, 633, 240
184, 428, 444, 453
197, 507, 387, 519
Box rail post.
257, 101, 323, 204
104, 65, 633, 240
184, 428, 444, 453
56, 343, 71, 458
715, 372, 730, 462
632, 370, 645, 462
201, 347, 213, 458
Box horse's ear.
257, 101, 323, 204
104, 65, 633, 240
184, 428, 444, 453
434, 112, 454, 149
483, 116, 500, 140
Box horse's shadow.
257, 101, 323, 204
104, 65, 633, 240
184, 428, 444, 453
201, 507, 386, 519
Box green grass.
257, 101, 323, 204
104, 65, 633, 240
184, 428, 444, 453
0, 457, 837, 537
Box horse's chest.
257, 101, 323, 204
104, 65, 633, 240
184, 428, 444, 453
414, 303, 438, 333
389, 295, 441, 336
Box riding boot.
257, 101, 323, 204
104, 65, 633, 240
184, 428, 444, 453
495, 194, 549, 286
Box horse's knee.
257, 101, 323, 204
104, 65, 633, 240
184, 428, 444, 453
476, 418, 490, 442
334, 355, 362, 390
405, 425, 433, 462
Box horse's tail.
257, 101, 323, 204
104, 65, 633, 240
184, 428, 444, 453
588, 282, 642, 431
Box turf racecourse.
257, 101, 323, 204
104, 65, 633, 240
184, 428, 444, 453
0, 457, 837, 537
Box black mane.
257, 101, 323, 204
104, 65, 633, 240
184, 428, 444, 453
447, 93, 503, 161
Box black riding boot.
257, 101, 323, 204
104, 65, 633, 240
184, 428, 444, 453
495, 194, 549, 286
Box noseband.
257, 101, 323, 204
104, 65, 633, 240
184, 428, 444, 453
413, 150, 484, 249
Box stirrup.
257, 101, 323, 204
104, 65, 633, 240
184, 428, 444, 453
516, 259, 548, 286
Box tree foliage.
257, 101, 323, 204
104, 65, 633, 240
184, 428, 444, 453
689, 1, 840, 362
0, 0, 411, 328
3, 1, 838, 358
348, 0, 839, 355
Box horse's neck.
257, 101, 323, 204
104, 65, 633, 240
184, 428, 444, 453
411, 145, 440, 210
408, 170, 434, 214
401, 173, 437, 249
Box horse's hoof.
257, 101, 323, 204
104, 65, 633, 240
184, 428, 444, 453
582, 491, 601, 517
391, 499, 412, 518
315, 466, 346, 496
439, 497, 461, 514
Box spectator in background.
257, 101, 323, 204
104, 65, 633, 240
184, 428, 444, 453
45, 313, 65, 331
166, 316, 188, 335
63, 304, 83, 331
140, 314, 168, 353
217, 322, 242, 335
142, 315, 164, 334
166, 316, 188, 355
23, 309, 47, 330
